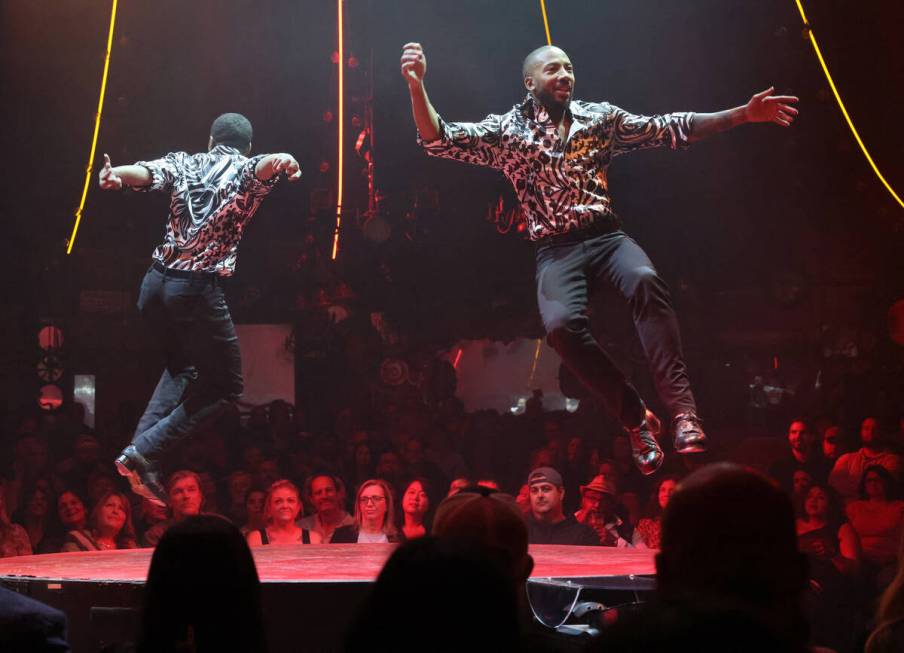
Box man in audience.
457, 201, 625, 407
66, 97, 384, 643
592, 463, 812, 652
769, 419, 831, 492
143, 470, 205, 547
298, 473, 354, 542
830, 417, 902, 500
574, 474, 633, 547
821, 424, 842, 464
526, 467, 600, 545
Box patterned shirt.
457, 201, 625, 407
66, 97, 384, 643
420, 94, 694, 241
132, 144, 279, 276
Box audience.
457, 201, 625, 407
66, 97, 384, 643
0, 585, 70, 652
61, 490, 138, 551
526, 467, 599, 546
298, 473, 354, 542
240, 488, 268, 536
574, 473, 633, 547
399, 477, 432, 540
633, 475, 679, 549
247, 479, 320, 545
0, 480, 31, 557
831, 417, 902, 501
846, 465, 904, 584
332, 479, 401, 543
866, 530, 904, 653
142, 471, 205, 547
770, 419, 830, 492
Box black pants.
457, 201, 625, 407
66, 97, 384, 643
536, 229, 696, 428
130, 264, 243, 463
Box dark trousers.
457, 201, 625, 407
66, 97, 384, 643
130, 265, 243, 463
536, 229, 696, 427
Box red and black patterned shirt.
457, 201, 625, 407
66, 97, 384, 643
131, 144, 279, 276
420, 94, 694, 241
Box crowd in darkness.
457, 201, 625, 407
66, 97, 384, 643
2, 389, 904, 652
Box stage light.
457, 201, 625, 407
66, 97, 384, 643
331, 0, 345, 261
66, 0, 119, 254
794, 0, 903, 210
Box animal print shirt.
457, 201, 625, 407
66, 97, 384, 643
419, 94, 694, 241
131, 145, 279, 276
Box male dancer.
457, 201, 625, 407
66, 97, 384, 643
98, 113, 301, 505
401, 43, 798, 474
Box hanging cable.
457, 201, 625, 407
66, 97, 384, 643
66, 0, 120, 254
331, 0, 345, 260
793, 0, 903, 209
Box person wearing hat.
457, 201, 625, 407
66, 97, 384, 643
99, 113, 302, 507
526, 467, 600, 546
575, 474, 633, 547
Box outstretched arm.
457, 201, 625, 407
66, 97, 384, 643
98, 153, 152, 190
688, 87, 798, 143
255, 154, 302, 182
401, 42, 440, 141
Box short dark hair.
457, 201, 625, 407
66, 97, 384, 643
859, 464, 898, 500
209, 113, 253, 151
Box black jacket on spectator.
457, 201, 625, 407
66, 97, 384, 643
0, 586, 70, 652
527, 515, 600, 546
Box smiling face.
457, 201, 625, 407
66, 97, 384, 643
523, 46, 575, 111
58, 491, 87, 528
529, 482, 564, 520
97, 494, 127, 535
310, 476, 339, 514
268, 487, 301, 526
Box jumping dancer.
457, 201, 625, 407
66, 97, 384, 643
401, 43, 797, 474
99, 113, 301, 505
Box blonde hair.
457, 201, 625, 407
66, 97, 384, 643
264, 479, 303, 522
354, 479, 397, 536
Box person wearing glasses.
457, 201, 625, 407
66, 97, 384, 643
332, 479, 402, 543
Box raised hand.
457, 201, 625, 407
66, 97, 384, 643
98, 153, 123, 190
400, 42, 427, 85
745, 87, 799, 127
272, 154, 302, 182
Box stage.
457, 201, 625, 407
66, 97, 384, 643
0, 544, 656, 652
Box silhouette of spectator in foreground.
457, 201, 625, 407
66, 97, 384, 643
0, 585, 70, 652
137, 515, 267, 653
592, 463, 816, 653
344, 535, 521, 653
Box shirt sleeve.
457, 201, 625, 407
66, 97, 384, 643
133, 152, 188, 192
418, 113, 505, 170
238, 154, 281, 198
607, 105, 694, 157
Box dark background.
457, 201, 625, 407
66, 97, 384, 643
1, 0, 902, 427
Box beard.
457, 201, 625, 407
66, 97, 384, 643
533, 84, 571, 113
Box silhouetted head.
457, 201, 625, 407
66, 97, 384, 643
209, 113, 252, 155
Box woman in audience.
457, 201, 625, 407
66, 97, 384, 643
866, 531, 904, 653
240, 487, 267, 536
846, 465, 904, 580
246, 479, 320, 545
633, 476, 679, 549
0, 481, 31, 557
39, 489, 88, 553
333, 479, 401, 543
61, 490, 138, 551
13, 482, 53, 553
399, 478, 432, 540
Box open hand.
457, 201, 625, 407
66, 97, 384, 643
98, 153, 123, 190
746, 87, 799, 127
401, 42, 426, 85
272, 154, 301, 181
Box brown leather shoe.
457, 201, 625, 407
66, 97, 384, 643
672, 412, 706, 454
626, 408, 664, 476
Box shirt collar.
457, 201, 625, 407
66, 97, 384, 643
520, 93, 591, 124
210, 144, 241, 156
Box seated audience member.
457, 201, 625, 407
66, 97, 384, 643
769, 419, 831, 492
846, 465, 904, 578
333, 479, 401, 543
830, 417, 902, 501
526, 467, 599, 546
62, 491, 138, 551
142, 471, 205, 547
592, 463, 812, 653
137, 515, 267, 653
574, 474, 633, 547
196, 471, 221, 515
633, 476, 679, 549
247, 479, 320, 546
374, 450, 406, 495
796, 483, 863, 652
790, 468, 815, 514
40, 490, 88, 553
344, 536, 521, 653
0, 481, 31, 557
14, 483, 53, 554
821, 425, 842, 464
399, 478, 432, 540
240, 488, 267, 536
515, 483, 531, 514
447, 477, 472, 497
0, 585, 70, 652
226, 470, 254, 524
866, 531, 904, 653
136, 497, 168, 542
298, 473, 354, 542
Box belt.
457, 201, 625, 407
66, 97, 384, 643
151, 260, 219, 282
536, 219, 620, 247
